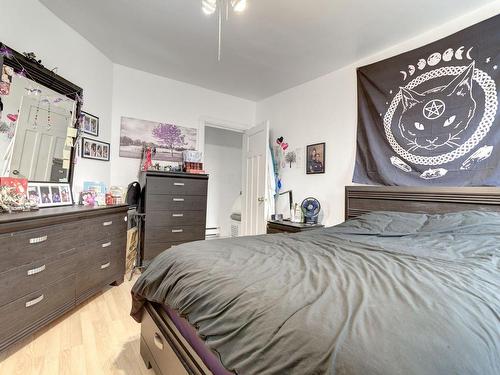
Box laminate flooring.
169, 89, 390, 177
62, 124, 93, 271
0, 276, 154, 375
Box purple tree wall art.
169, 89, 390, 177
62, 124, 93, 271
152, 123, 187, 156
119, 117, 198, 161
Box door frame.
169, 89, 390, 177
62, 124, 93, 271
198, 116, 250, 163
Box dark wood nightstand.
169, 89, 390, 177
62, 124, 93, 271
267, 220, 324, 234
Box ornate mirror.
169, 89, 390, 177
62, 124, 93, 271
0, 43, 83, 184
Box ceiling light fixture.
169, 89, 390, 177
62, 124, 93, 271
202, 0, 217, 15
231, 0, 247, 13
202, 0, 248, 61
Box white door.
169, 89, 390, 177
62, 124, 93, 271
9, 97, 71, 180
241, 121, 269, 236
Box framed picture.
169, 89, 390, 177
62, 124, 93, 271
81, 111, 99, 137
27, 182, 73, 208
81, 137, 110, 161
306, 142, 325, 174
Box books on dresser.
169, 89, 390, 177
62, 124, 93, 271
141, 172, 208, 262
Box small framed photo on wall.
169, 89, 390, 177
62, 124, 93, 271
28, 182, 73, 208
81, 111, 99, 137
81, 137, 110, 161
306, 142, 325, 174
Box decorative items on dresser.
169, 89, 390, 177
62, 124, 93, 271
0, 204, 128, 352
141, 172, 208, 262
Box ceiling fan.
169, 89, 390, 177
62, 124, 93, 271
201, 0, 248, 61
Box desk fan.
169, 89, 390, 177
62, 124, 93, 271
301, 197, 321, 224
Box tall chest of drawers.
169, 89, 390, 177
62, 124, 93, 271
142, 172, 208, 261
0, 205, 128, 352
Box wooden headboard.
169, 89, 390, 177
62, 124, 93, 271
345, 186, 500, 220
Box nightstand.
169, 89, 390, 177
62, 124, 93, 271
267, 220, 324, 234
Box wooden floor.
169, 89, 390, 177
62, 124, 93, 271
0, 276, 154, 375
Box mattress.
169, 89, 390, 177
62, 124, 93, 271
132, 210, 500, 374
162, 305, 233, 375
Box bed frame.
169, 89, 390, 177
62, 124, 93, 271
345, 185, 500, 219
141, 185, 500, 375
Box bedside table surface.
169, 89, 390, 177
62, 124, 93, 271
267, 220, 324, 232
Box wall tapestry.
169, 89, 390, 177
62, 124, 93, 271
119, 117, 198, 162
354, 14, 499, 186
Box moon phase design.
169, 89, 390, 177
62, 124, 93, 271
466, 47, 473, 60
443, 48, 454, 61
427, 52, 441, 66
408, 65, 416, 76
417, 59, 426, 70
400, 71, 407, 80
455, 46, 465, 60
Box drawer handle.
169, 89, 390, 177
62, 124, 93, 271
172, 229, 184, 233
27, 264, 46, 276
173, 198, 185, 202
100, 262, 111, 269
29, 235, 47, 244
172, 213, 184, 217
154, 333, 164, 350
173, 182, 185, 186
103, 221, 113, 226
102, 241, 112, 248
26, 294, 44, 308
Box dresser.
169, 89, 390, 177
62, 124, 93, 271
0, 204, 128, 352
142, 172, 208, 262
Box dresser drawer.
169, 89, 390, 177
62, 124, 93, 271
141, 307, 189, 375
146, 195, 207, 211
143, 241, 187, 260
76, 236, 126, 297
0, 274, 76, 344
0, 248, 79, 307
146, 211, 206, 227
82, 213, 128, 241
78, 234, 126, 267
145, 225, 205, 243
147, 176, 207, 196
0, 221, 80, 273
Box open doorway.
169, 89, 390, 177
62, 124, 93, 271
204, 126, 243, 238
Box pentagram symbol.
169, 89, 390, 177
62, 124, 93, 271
423, 99, 445, 119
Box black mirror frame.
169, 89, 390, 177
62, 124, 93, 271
0, 42, 83, 186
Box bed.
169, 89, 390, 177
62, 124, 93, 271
131, 186, 500, 375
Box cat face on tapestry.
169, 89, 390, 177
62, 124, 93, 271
397, 62, 476, 151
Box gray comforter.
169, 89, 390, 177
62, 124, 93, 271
131, 211, 500, 375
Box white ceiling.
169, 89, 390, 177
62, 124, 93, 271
40, 0, 495, 101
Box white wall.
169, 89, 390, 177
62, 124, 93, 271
204, 127, 243, 237
110, 64, 255, 187
2, 0, 497, 225
256, 2, 500, 227
0, 0, 114, 195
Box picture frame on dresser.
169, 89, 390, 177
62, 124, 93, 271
27, 182, 73, 208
